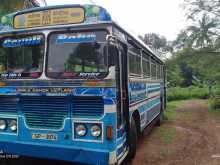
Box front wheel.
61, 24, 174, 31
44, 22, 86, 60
127, 117, 137, 160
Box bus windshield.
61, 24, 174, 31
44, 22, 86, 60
47, 31, 108, 79
0, 35, 44, 79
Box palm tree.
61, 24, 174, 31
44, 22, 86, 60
187, 14, 219, 48
172, 30, 192, 50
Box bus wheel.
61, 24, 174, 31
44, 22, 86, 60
156, 111, 164, 127
127, 117, 137, 160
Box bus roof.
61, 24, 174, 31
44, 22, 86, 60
0, 4, 164, 63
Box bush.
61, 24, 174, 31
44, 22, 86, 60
208, 98, 219, 110
208, 86, 220, 110
167, 86, 209, 101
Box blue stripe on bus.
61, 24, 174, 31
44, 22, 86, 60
117, 139, 127, 158
138, 97, 161, 114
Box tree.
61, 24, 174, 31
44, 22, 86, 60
186, 14, 218, 48
0, 0, 43, 18
0, 0, 23, 17
172, 30, 192, 50
184, 0, 220, 19
144, 33, 167, 50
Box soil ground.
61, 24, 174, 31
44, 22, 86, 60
2, 99, 220, 165
129, 99, 220, 165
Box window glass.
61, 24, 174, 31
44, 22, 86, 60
129, 53, 141, 75
47, 31, 108, 79
142, 52, 150, 77
0, 35, 44, 79
151, 60, 157, 79
157, 64, 160, 79
128, 45, 141, 76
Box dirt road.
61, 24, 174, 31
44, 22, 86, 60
130, 100, 220, 165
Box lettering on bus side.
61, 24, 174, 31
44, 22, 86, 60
79, 73, 100, 77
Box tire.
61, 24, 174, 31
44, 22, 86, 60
127, 117, 137, 160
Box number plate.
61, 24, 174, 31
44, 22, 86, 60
32, 133, 58, 141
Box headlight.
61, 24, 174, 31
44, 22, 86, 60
91, 125, 101, 137
9, 120, 17, 132
75, 124, 87, 136
0, 119, 7, 130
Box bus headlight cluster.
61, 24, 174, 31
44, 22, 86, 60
0, 119, 17, 132
75, 123, 102, 138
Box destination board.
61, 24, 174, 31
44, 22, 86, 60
14, 7, 85, 29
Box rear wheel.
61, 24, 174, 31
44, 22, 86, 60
127, 117, 137, 160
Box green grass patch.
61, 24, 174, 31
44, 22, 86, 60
164, 100, 184, 121
167, 86, 209, 102
208, 99, 220, 121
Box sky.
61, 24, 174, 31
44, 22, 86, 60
46, 0, 186, 41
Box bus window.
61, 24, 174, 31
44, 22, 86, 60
128, 52, 141, 76
0, 35, 44, 79
157, 64, 160, 79
142, 51, 150, 77
47, 31, 108, 78
151, 60, 157, 79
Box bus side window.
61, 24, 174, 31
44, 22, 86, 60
142, 51, 150, 78
128, 44, 142, 76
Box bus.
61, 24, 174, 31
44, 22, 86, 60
0, 4, 166, 165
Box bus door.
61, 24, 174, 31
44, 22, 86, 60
108, 37, 129, 158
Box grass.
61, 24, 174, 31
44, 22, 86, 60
158, 100, 183, 158
167, 86, 209, 102
157, 100, 183, 157
164, 100, 184, 121
208, 98, 220, 121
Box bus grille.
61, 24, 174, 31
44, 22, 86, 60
22, 97, 68, 130
0, 96, 17, 115
72, 96, 104, 117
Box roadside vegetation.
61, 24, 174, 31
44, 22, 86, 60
167, 86, 209, 101
164, 100, 184, 121
141, 1, 220, 106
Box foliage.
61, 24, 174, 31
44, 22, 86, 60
144, 33, 167, 49
186, 14, 219, 48
172, 30, 191, 50
143, 33, 172, 52
166, 47, 220, 87
167, 86, 209, 101
164, 100, 184, 121
0, 0, 23, 18
183, 0, 220, 19
208, 98, 219, 110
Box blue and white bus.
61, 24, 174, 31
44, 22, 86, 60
0, 4, 166, 165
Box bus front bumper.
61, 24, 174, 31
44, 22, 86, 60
0, 141, 110, 165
